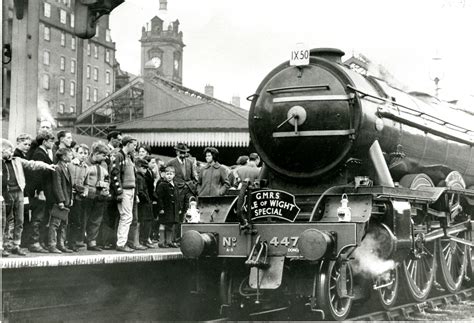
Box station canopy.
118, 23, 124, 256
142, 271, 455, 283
75, 74, 249, 147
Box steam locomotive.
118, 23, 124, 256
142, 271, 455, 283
180, 48, 474, 320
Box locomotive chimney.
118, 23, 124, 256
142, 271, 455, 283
310, 48, 345, 63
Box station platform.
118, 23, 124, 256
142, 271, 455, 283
1, 248, 183, 269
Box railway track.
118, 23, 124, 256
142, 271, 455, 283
350, 287, 474, 321
206, 287, 474, 321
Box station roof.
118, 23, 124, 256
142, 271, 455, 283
116, 75, 249, 147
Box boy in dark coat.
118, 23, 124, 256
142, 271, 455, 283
48, 148, 74, 253
136, 158, 154, 248
155, 165, 179, 248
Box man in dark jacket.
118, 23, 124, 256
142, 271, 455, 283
27, 131, 56, 253
166, 143, 198, 217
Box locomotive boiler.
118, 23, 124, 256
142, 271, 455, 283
180, 48, 474, 320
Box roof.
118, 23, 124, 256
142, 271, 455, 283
116, 101, 248, 131
114, 74, 250, 147
146, 74, 249, 119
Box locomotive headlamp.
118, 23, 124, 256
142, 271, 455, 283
180, 230, 217, 258
298, 229, 333, 261
337, 194, 351, 222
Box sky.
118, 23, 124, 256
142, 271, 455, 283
109, 0, 474, 110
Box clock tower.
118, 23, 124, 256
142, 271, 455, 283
140, 0, 184, 84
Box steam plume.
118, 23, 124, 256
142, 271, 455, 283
37, 97, 56, 128
352, 232, 396, 277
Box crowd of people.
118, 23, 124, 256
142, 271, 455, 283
1, 120, 262, 256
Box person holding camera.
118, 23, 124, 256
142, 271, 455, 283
83, 142, 111, 251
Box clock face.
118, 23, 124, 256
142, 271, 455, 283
174, 59, 179, 70
151, 56, 161, 68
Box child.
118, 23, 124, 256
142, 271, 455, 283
144, 155, 159, 244
48, 148, 74, 253
136, 158, 154, 248
84, 142, 110, 251
1, 139, 55, 255
67, 144, 89, 251
155, 165, 179, 248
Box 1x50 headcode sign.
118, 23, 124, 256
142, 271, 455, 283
290, 43, 309, 66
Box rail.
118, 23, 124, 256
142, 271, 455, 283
208, 287, 474, 321
350, 287, 473, 321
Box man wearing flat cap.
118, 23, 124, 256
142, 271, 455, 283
166, 143, 198, 235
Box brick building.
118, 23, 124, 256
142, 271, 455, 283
2, 0, 116, 138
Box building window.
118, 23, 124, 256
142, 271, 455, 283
71, 37, 76, 50
59, 103, 65, 114
95, 25, 99, 38
42, 75, 50, 90
93, 67, 98, 81
44, 26, 50, 41
60, 9, 67, 24
86, 65, 91, 79
93, 88, 98, 102
60, 56, 65, 71
59, 79, 65, 94
69, 106, 75, 114
106, 91, 110, 97
60, 32, 66, 47
105, 49, 110, 63
44, 3, 51, 17
70, 59, 76, 74
87, 43, 91, 56
106, 29, 111, 42
94, 45, 98, 58
105, 71, 110, 84
70, 13, 75, 28
86, 86, 91, 101
70, 81, 75, 97
43, 51, 50, 65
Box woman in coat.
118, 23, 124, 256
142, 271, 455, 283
197, 147, 230, 197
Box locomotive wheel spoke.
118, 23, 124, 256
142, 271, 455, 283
316, 260, 353, 321
373, 266, 399, 309
437, 232, 467, 293
422, 246, 434, 258
402, 242, 436, 302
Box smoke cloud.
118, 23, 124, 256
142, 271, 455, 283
352, 232, 396, 278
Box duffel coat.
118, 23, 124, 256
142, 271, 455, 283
155, 180, 179, 224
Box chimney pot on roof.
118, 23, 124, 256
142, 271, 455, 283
205, 84, 214, 97
232, 95, 240, 108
